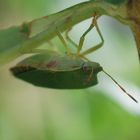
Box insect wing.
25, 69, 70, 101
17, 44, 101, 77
15, 52, 83, 71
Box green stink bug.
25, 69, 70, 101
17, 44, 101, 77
10, 51, 102, 89
10, 15, 103, 89
10, 50, 137, 103
10, 15, 137, 103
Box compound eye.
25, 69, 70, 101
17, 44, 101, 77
82, 63, 91, 72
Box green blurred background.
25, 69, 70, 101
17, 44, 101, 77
0, 0, 140, 140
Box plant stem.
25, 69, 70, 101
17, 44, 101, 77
0, 1, 134, 65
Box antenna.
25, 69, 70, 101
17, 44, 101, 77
102, 70, 138, 103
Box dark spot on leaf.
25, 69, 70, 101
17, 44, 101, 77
43, 16, 48, 19
20, 23, 31, 37
66, 16, 72, 24
127, 0, 133, 9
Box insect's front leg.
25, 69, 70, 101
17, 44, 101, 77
76, 19, 95, 55
76, 15, 100, 55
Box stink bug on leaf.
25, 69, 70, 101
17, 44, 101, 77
10, 51, 102, 89
11, 15, 103, 89
10, 51, 137, 103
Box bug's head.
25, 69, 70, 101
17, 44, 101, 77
82, 61, 103, 73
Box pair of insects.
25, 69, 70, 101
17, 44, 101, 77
10, 15, 137, 103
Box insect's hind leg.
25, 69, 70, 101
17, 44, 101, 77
80, 16, 104, 56
65, 27, 79, 49
76, 15, 99, 55
56, 29, 72, 54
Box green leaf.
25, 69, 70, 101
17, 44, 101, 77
0, 26, 28, 65
0, 26, 28, 52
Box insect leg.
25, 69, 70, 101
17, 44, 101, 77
65, 27, 79, 48
80, 17, 104, 56
56, 30, 71, 54
77, 15, 98, 55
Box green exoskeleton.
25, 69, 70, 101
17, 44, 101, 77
10, 51, 103, 89
11, 16, 137, 103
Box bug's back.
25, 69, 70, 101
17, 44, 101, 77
10, 52, 102, 89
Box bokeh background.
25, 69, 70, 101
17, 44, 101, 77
0, 0, 140, 140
